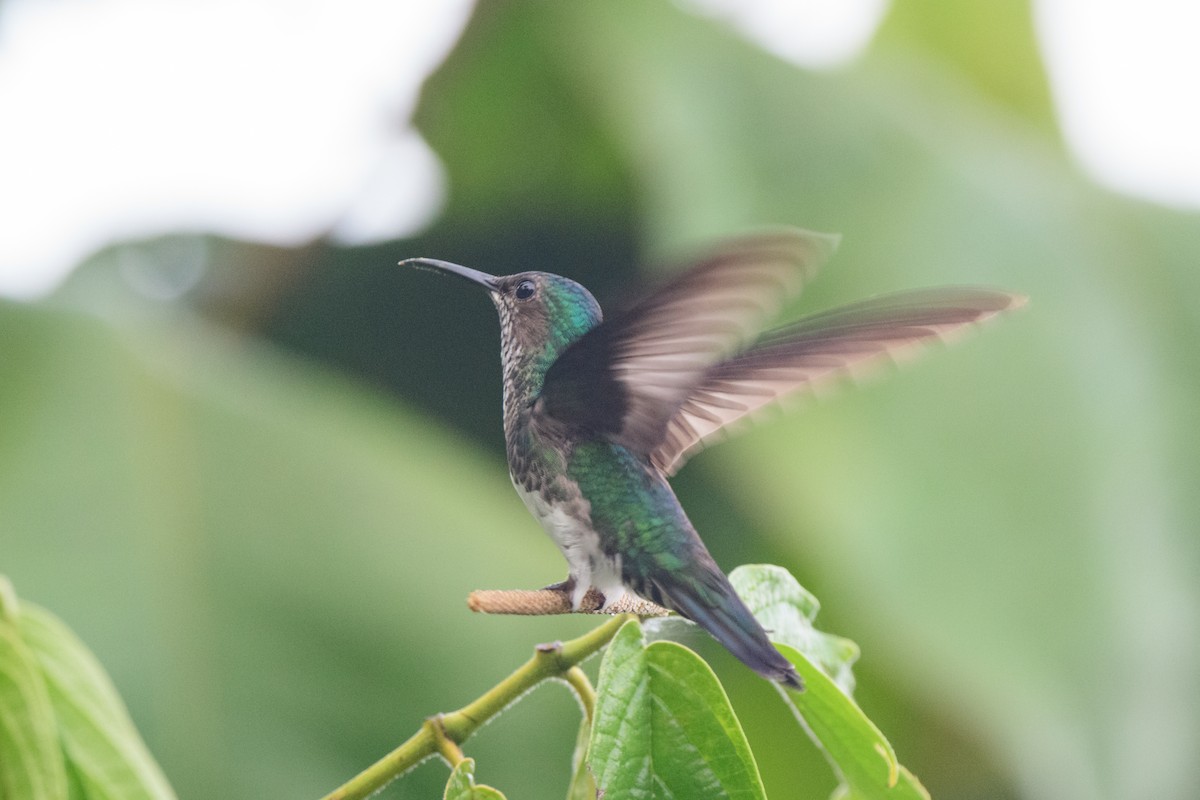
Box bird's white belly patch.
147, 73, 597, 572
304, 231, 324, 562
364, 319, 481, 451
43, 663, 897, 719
513, 482, 626, 609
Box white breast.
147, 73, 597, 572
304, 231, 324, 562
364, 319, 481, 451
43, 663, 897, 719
512, 481, 626, 610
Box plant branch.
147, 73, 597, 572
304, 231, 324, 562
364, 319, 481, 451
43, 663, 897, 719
317, 614, 633, 800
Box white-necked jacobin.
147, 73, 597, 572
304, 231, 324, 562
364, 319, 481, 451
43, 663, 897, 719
403, 229, 1023, 689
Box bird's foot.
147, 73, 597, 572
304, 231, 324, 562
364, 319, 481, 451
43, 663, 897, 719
598, 585, 628, 612
541, 577, 576, 594
541, 576, 595, 611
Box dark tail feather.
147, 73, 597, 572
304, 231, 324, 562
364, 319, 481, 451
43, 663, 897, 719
655, 569, 803, 690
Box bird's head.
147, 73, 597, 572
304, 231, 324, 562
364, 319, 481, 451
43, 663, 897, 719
403, 258, 603, 382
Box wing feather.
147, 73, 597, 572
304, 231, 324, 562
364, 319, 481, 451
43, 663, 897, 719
540, 228, 839, 447
651, 287, 1026, 474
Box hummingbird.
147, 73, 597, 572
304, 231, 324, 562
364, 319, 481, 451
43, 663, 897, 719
402, 229, 1023, 689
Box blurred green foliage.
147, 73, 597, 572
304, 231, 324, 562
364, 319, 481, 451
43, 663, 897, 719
0, 580, 177, 800
3, 1, 1200, 798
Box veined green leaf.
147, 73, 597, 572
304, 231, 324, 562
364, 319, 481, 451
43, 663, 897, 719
18, 605, 177, 800
589, 620, 765, 799
0, 578, 68, 800
444, 758, 507, 800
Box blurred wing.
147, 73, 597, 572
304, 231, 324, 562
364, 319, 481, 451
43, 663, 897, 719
651, 287, 1026, 475
540, 229, 839, 452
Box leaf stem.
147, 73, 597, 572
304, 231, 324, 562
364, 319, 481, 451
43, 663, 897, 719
426, 715, 465, 767
318, 614, 632, 800
563, 666, 596, 723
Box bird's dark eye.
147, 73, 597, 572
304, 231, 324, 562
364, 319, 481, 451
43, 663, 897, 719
514, 280, 536, 300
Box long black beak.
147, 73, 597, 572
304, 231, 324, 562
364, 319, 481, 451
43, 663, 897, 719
400, 257, 499, 291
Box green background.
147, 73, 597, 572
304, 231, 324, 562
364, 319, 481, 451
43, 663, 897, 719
3, 2, 1199, 798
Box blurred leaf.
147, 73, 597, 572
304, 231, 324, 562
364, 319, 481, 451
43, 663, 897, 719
873, 1, 1056, 128
444, 758, 506, 800
20, 604, 178, 800
564, 716, 595, 800
589, 620, 765, 799
730, 564, 859, 695
0, 579, 68, 800
415, 1, 632, 227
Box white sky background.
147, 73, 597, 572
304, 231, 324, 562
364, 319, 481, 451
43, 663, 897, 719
0, 0, 1197, 299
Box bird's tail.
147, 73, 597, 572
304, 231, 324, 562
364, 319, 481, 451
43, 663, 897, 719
653, 564, 802, 690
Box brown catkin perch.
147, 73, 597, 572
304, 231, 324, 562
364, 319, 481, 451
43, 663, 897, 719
467, 588, 670, 617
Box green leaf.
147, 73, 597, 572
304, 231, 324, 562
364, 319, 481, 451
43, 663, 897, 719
0, 578, 69, 800
564, 716, 596, 800
728, 563, 928, 800
444, 758, 507, 800
831, 766, 928, 800
775, 644, 927, 800
589, 620, 764, 800
729, 564, 860, 695
18, 604, 177, 800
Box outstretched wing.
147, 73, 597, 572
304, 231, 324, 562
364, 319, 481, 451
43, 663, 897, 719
651, 287, 1025, 475
539, 228, 839, 452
